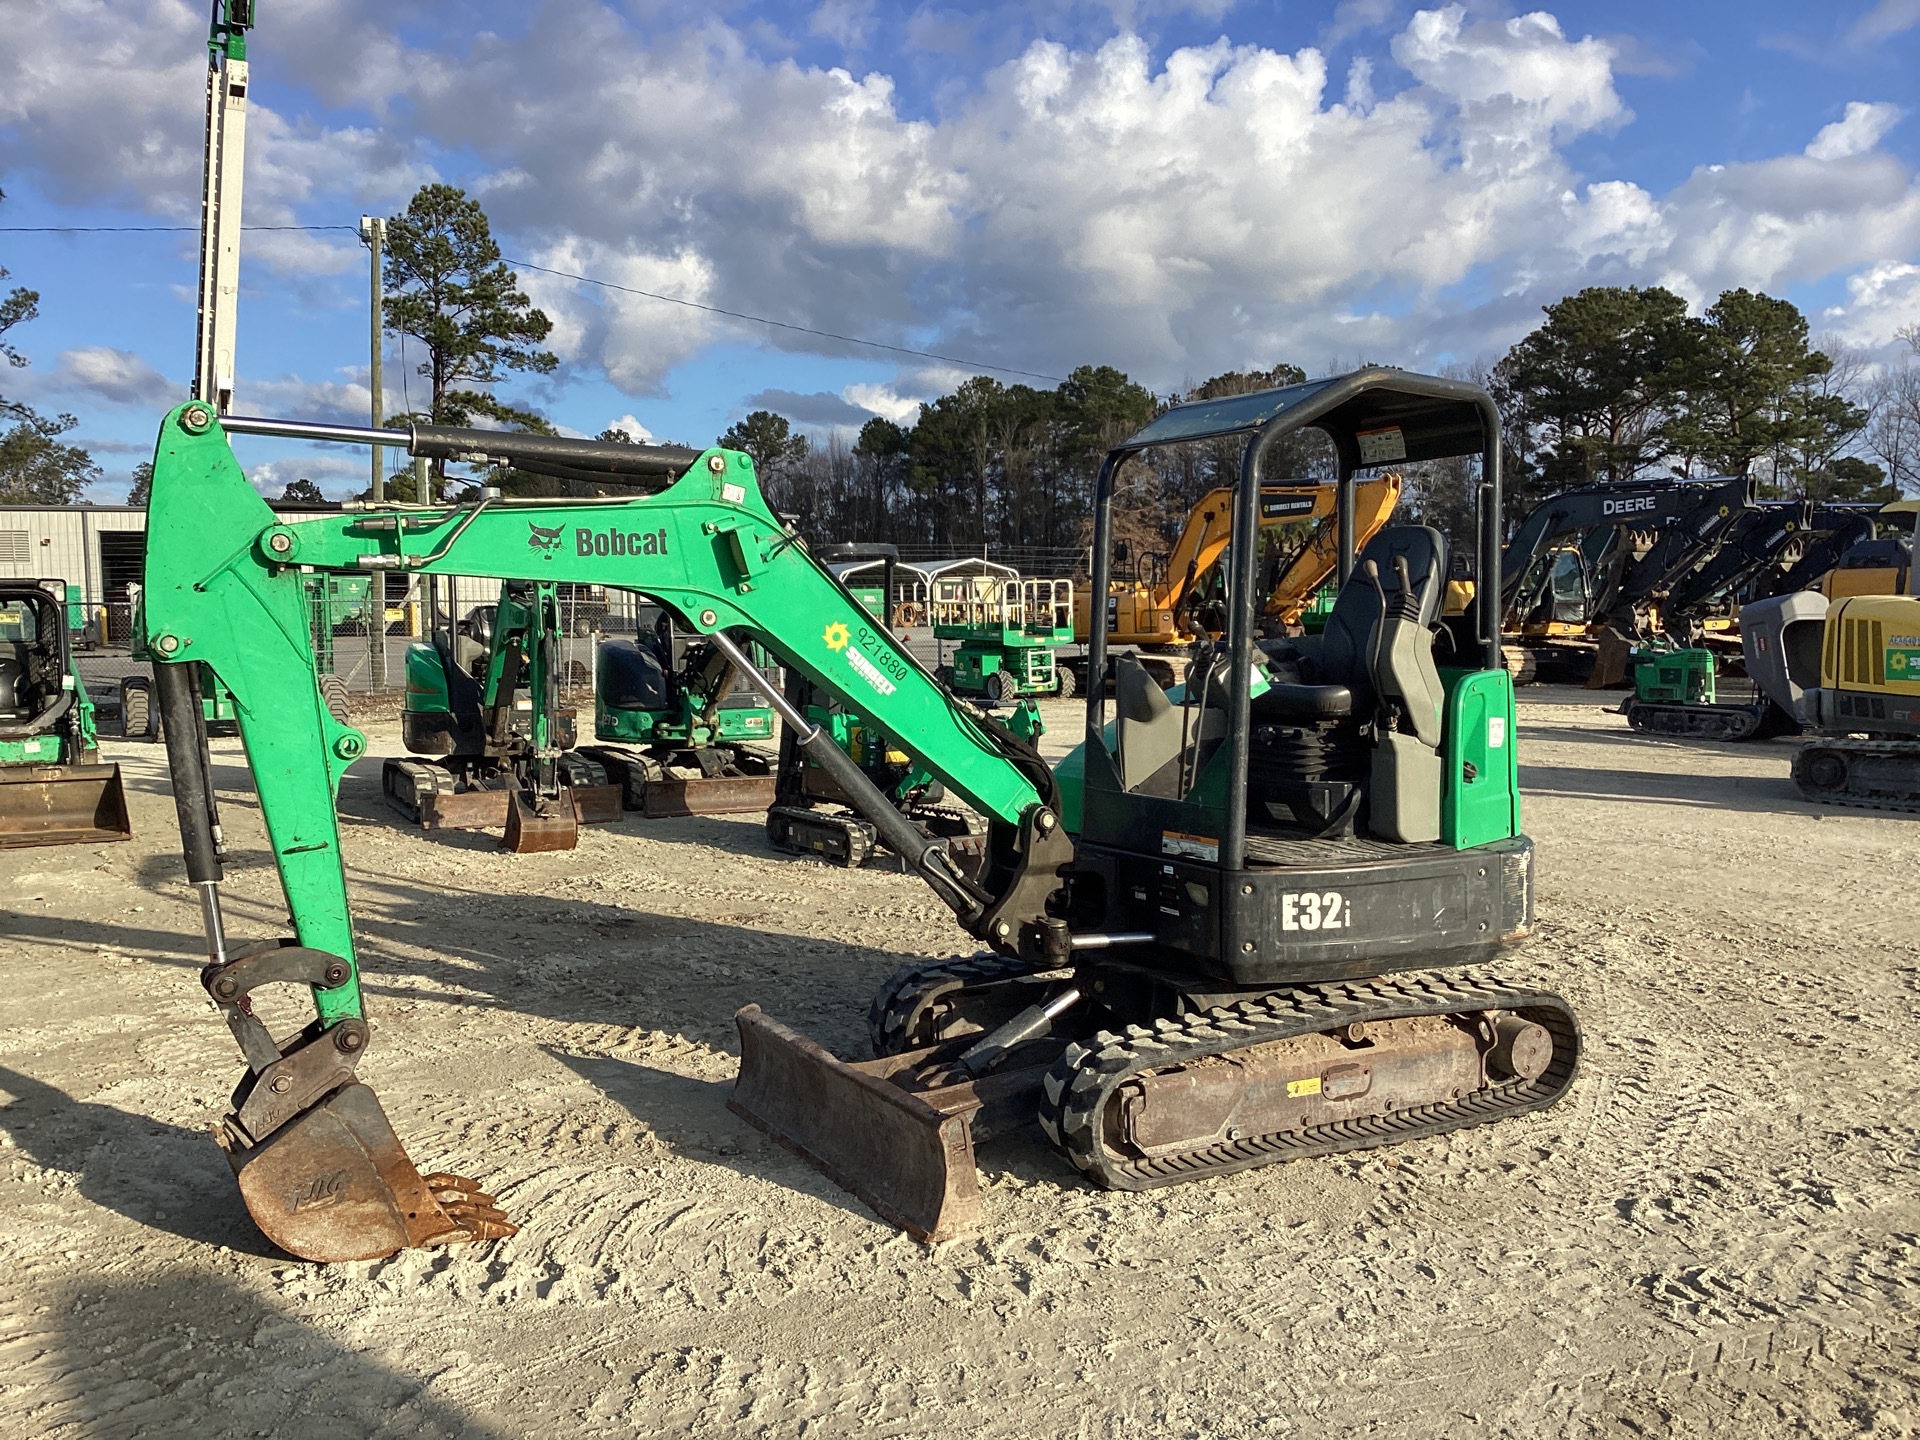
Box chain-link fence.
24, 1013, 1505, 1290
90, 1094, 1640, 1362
71, 578, 656, 731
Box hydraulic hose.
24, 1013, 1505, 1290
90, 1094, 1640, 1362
705, 630, 985, 922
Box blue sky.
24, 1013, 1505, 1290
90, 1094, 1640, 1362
2, 0, 1917, 501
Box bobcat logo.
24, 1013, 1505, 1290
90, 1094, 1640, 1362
528, 522, 565, 554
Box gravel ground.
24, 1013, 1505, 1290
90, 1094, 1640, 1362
0, 690, 1916, 1438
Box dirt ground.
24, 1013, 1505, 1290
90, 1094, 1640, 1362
1, 690, 1916, 1438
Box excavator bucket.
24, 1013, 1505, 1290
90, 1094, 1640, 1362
226, 1081, 512, 1262
503, 787, 578, 852
0, 763, 132, 849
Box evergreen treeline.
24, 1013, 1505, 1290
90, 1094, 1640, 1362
722, 286, 1920, 565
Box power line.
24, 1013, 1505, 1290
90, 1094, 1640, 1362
0, 224, 357, 232
0, 222, 1066, 384
504, 258, 1063, 384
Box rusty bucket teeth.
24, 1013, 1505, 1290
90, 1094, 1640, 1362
226, 1080, 514, 1262
728, 1005, 985, 1244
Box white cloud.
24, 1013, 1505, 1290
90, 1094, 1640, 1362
604, 413, 655, 441
1392, 7, 1625, 140
842, 384, 923, 425
0, 0, 430, 270
1846, 0, 1920, 47
516, 239, 721, 394
46, 347, 182, 408
1326, 0, 1399, 46
1825, 262, 1920, 347
242, 453, 371, 501
232, 371, 375, 425
1806, 101, 1904, 161
5, 0, 1920, 403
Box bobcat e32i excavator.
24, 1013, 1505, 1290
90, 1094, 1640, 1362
139, 370, 1578, 1262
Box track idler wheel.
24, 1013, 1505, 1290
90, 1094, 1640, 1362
867, 953, 1061, 1056
206, 941, 515, 1262
1798, 747, 1849, 796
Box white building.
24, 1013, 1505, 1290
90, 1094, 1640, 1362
0, 505, 148, 610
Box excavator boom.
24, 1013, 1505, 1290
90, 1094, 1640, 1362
141, 403, 1069, 1259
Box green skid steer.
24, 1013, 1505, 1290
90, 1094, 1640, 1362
0, 579, 131, 848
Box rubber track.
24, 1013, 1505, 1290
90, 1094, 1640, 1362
1036, 971, 1581, 1192
1625, 702, 1763, 741
1792, 739, 1920, 814
767, 805, 875, 868
867, 953, 1040, 1057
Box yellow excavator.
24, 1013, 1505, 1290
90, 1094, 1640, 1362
1744, 574, 1920, 808
1814, 499, 1919, 602
1068, 475, 1401, 687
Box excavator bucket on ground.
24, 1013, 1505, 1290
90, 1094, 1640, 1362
227, 1081, 510, 1262
503, 787, 580, 853
0, 763, 132, 849
729, 1006, 1054, 1243
201, 939, 518, 1263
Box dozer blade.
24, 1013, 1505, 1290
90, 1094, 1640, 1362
729, 1005, 988, 1243
0, 763, 132, 849
503, 787, 579, 852
571, 783, 627, 825
643, 774, 776, 818
226, 1081, 514, 1262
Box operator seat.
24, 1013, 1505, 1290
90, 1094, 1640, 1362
0, 644, 28, 724
1247, 525, 1449, 842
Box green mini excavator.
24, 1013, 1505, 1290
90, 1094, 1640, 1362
387, 578, 624, 851
139, 369, 1578, 1262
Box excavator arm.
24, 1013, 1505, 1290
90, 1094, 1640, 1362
1658, 502, 1812, 629
1127, 477, 1402, 638
141, 402, 1071, 1260
1598, 476, 1757, 633
1500, 476, 1734, 626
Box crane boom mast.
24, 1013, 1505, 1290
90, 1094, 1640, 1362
192, 4, 254, 412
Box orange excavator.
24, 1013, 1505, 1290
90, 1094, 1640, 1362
1067, 475, 1401, 687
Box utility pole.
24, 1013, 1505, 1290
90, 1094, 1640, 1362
360, 218, 389, 686
359, 215, 386, 502
192, 2, 254, 414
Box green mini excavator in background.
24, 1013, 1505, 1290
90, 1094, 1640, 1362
766, 542, 1038, 870
582, 602, 779, 817
398, 586, 779, 834
138, 368, 1578, 1262
388, 578, 624, 851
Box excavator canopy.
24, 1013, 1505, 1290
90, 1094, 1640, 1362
1118, 368, 1495, 471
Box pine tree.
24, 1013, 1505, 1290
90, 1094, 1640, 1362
383, 184, 558, 498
